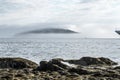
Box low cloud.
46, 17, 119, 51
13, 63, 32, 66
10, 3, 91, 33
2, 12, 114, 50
0, 0, 120, 38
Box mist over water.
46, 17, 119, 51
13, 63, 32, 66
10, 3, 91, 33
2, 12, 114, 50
0, 24, 119, 38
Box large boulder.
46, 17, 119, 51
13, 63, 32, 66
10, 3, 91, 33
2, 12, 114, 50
37, 57, 117, 71
66, 57, 117, 66
0, 58, 38, 69
50, 58, 71, 69
37, 58, 73, 71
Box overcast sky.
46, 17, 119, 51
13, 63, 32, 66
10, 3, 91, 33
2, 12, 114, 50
0, 0, 120, 38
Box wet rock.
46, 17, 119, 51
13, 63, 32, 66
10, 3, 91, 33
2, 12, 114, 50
0, 73, 14, 80
58, 70, 70, 75
37, 58, 72, 71
15, 73, 26, 77
114, 66, 120, 69
66, 57, 117, 66
36, 61, 65, 71
99, 57, 117, 65
87, 77, 97, 80
68, 67, 92, 75
50, 58, 69, 69
0, 58, 38, 69
37, 61, 48, 71
0, 57, 119, 80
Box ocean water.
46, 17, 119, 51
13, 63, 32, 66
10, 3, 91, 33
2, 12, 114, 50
0, 38, 120, 64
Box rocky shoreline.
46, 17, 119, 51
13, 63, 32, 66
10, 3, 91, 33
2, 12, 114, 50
0, 57, 120, 80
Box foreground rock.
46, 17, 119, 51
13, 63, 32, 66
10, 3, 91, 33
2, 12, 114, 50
0, 57, 120, 80
0, 58, 38, 69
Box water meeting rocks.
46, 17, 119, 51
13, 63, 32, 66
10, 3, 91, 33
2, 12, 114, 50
36, 58, 71, 71
66, 57, 117, 66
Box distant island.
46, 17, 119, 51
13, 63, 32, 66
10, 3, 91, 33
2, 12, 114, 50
19, 28, 78, 35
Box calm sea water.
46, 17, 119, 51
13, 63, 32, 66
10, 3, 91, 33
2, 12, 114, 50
0, 38, 120, 64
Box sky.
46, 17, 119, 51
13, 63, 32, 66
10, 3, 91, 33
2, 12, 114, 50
0, 0, 120, 38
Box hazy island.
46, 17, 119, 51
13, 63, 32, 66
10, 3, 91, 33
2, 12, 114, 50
19, 28, 78, 35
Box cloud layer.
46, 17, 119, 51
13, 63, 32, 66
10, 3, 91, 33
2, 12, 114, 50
0, 0, 120, 38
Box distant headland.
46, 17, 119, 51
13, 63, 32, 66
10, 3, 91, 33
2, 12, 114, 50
19, 28, 78, 35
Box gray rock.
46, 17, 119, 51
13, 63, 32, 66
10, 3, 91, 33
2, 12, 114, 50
0, 58, 38, 69
50, 58, 70, 69
66, 57, 117, 66
114, 66, 120, 69
37, 60, 65, 71
68, 67, 92, 75
37, 58, 75, 71
0, 57, 119, 80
